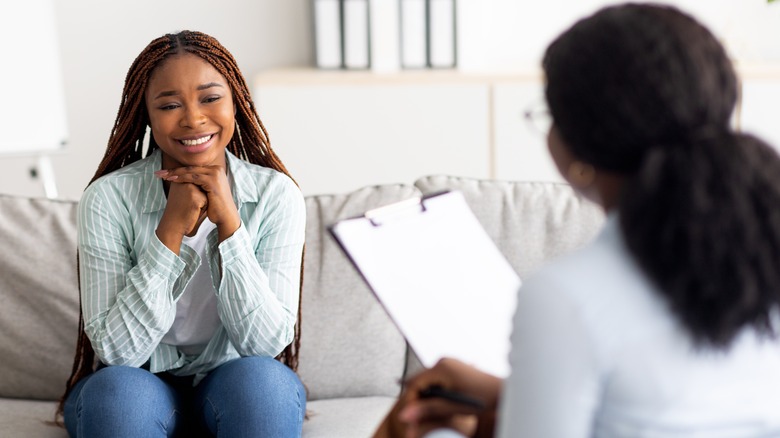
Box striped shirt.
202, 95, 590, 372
77, 149, 305, 382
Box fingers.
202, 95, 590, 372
400, 398, 482, 424
405, 358, 501, 412
409, 417, 478, 438
402, 358, 465, 398
158, 182, 209, 244
399, 398, 479, 438
155, 166, 239, 237
154, 166, 223, 191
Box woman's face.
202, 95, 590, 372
145, 53, 235, 170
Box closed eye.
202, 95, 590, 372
203, 95, 222, 104
159, 103, 180, 111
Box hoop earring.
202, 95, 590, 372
567, 161, 596, 189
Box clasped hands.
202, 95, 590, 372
155, 165, 240, 252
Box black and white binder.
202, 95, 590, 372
314, 0, 342, 69
343, 0, 371, 69
330, 190, 520, 377
313, 0, 371, 69
400, 0, 457, 69
400, 0, 427, 69
428, 0, 456, 68
369, 0, 401, 72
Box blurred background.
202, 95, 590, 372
2, 0, 779, 200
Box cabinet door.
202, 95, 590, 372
254, 81, 491, 195
492, 81, 564, 182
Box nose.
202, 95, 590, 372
180, 105, 206, 128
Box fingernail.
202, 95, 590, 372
166, 175, 179, 181
154, 170, 168, 177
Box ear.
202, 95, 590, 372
567, 161, 597, 189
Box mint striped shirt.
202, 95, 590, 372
77, 149, 305, 382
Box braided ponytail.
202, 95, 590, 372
543, 4, 780, 349
620, 132, 780, 347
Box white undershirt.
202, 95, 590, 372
161, 217, 221, 356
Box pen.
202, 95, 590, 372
418, 385, 486, 410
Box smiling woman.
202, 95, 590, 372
146, 55, 235, 171
56, 31, 307, 437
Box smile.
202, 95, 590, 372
179, 134, 213, 146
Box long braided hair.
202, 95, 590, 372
57, 30, 303, 419
543, 4, 780, 348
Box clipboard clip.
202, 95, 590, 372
363, 191, 454, 226
364, 196, 426, 226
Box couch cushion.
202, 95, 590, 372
0, 396, 394, 438
299, 184, 420, 400
413, 176, 605, 278
303, 396, 394, 437
0, 195, 80, 401
0, 399, 66, 438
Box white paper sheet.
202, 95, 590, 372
331, 190, 520, 378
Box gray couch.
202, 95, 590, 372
0, 175, 604, 437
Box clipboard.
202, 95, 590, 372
329, 190, 520, 378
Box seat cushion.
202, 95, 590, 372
300, 184, 421, 400
303, 396, 395, 437
0, 399, 66, 438
0, 396, 394, 438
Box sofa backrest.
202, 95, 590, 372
414, 176, 606, 278
299, 184, 420, 401
0, 184, 420, 403
0, 177, 605, 403
0, 194, 79, 401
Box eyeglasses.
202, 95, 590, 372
522, 101, 552, 136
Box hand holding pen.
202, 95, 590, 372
395, 358, 502, 438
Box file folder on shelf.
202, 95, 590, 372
369, 0, 401, 72
400, 0, 427, 69
400, 0, 457, 69
344, 0, 371, 69
429, 0, 456, 68
314, 0, 342, 69
313, 0, 371, 69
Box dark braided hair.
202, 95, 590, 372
57, 30, 303, 420
543, 3, 780, 349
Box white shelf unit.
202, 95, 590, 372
253, 67, 780, 196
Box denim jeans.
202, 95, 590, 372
63, 356, 305, 437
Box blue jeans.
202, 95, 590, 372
63, 356, 305, 437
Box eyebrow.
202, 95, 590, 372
153, 82, 225, 99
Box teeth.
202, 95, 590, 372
180, 135, 212, 146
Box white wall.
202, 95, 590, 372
2, 0, 779, 199
0, 0, 311, 199
457, 0, 780, 72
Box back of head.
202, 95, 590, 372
543, 3, 780, 348
543, 3, 736, 172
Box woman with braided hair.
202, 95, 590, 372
59, 30, 306, 437
378, 4, 780, 438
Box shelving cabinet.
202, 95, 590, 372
253, 67, 780, 196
